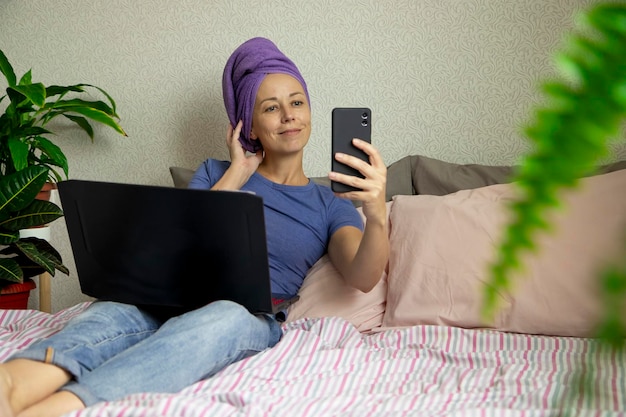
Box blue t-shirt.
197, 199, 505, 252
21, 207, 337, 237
188, 159, 363, 299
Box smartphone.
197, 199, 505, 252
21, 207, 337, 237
331, 107, 372, 193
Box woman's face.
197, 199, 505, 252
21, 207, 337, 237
251, 73, 311, 155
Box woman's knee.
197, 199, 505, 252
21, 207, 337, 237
169, 300, 271, 336
66, 302, 161, 336
185, 300, 253, 327
85, 301, 140, 316
162, 300, 281, 347
81, 301, 144, 324
207, 302, 282, 348
207, 300, 250, 316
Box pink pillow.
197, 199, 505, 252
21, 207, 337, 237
382, 170, 626, 337
286, 255, 387, 333
286, 202, 392, 333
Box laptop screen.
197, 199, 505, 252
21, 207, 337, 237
58, 180, 275, 314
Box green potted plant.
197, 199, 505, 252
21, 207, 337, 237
0, 48, 127, 184
483, 3, 626, 347
0, 48, 126, 308
0, 165, 68, 308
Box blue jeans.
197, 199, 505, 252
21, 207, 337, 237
9, 300, 282, 406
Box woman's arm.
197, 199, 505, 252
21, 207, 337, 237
327, 140, 389, 292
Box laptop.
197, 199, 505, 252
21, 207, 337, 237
57, 180, 296, 316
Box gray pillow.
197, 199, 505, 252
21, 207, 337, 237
409, 155, 518, 196
403, 155, 626, 197
170, 156, 626, 201
169, 166, 195, 188
597, 160, 626, 174
385, 156, 415, 200
311, 176, 331, 187
170, 157, 517, 201
169, 167, 334, 192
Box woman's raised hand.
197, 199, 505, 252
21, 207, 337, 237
226, 121, 264, 174
330, 139, 387, 224
211, 121, 263, 191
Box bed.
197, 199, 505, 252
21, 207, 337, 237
0, 304, 624, 416
1, 155, 625, 416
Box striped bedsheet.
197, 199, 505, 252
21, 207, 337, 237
0, 303, 624, 416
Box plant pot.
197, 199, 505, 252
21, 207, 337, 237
37, 181, 57, 201
19, 225, 51, 241
0, 278, 37, 310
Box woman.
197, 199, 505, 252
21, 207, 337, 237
0, 37, 388, 417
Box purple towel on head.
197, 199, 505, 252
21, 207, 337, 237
222, 37, 310, 153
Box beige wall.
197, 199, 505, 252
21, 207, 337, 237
1, 0, 623, 311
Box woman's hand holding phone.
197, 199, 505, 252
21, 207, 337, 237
329, 108, 386, 221
331, 108, 372, 193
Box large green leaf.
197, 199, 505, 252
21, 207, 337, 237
56, 84, 118, 117
0, 166, 49, 211
14, 239, 55, 275
46, 84, 119, 116
0, 165, 48, 214
10, 253, 45, 279
0, 229, 19, 245
6, 88, 25, 110
8, 125, 50, 139
64, 114, 94, 139
18, 69, 33, 86
47, 98, 117, 117
1, 199, 63, 231
7, 136, 29, 171
50, 106, 126, 136
0, 49, 17, 87
33, 136, 68, 176
15, 237, 68, 276
0, 165, 49, 217
8, 84, 46, 107
46, 84, 86, 97
0, 257, 22, 283
82, 83, 119, 115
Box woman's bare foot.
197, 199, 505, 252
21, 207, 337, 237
0, 358, 73, 417
0, 365, 15, 417
18, 390, 85, 417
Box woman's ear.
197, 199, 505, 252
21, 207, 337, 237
250, 128, 258, 140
